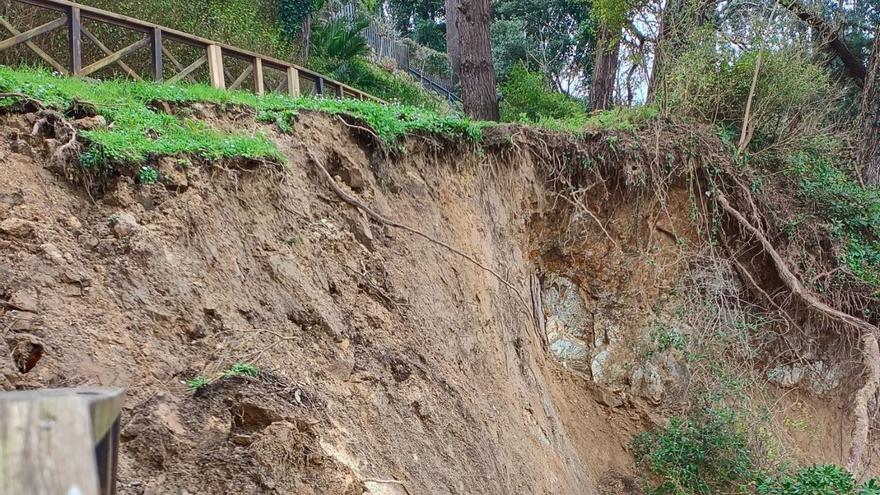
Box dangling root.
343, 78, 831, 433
848, 333, 880, 472
31, 109, 80, 165
715, 190, 880, 471
306, 150, 534, 316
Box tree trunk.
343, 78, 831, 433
860, 27, 880, 185
590, 25, 620, 111
647, 0, 684, 102
647, 0, 715, 101
298, 15, 312, 64
459, 0, 499, 120
445, 0, 461, 84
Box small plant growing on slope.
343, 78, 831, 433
632, 407, 755, 495
138, 165, 159, 184
186, 375, 210, 392
757, 464, 880, 495
634, 406, 880, 495
221, 362, 260, 378
185, 362, 260, 394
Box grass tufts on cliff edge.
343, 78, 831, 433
0, 66, 484, 167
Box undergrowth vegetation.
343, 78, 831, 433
499, 63, 585, 122
498, 62, 660, 133
314, 57, 446, 110
783, 145, 880, 287
634, 406, 880, 495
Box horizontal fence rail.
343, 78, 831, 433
0, 0, 382, 102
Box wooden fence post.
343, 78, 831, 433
206, 44, 224, 89
315, 76, 324, 96
253, 57, 264, 95
67, 6, 81, 75
334, 84, 343, 98
0, 388, 124, 495
287, 67, 300, 97
151, 27, 163, 81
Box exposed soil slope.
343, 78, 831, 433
0, 108, 874, 493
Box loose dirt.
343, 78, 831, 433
0, 109, 873, 493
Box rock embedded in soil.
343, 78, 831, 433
112, 212, 140, 237
73, 115, 107, 131
0, 217, 36, 238
40, 242, 64, 264
10, 138, 34, 157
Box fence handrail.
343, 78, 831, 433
3, 0, 384, 102
335, 2, 459, 103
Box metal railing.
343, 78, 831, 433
0, 0, 383, 102
336, 2, 460, 104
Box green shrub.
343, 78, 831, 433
499, 62, 585, 122
661, 42, 833, 153
758, 465, 880, 495
309, 16, 372, 68
632, 407, 756, 495
633, 407, 880, 495
785, 146, 880, 287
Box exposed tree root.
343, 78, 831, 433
715, 190, 880, 471
307, 150, 533, 316
1, 94, 80, 165
31, 109, 80, 165
849, 332, 880, 471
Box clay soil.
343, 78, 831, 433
0, 109, 873, 494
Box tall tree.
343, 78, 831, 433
459, 0, 500, 120
590, 25, 620, 110
445, 0, 461, 83
859, 26, 880, 185
779, 0, 867, 84
492, 0, 594, 93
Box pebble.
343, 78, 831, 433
67, 215, 82, 231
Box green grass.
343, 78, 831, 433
517, 105, 660, 135
221, 362, 260, 378
186, 375, 210, 393
0, 66, 485, 168
185, 362, 260, 394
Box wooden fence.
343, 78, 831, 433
0, 0, 382, 102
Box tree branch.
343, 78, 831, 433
779, 0, 867, 84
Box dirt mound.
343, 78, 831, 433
0, 108, 873, 493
